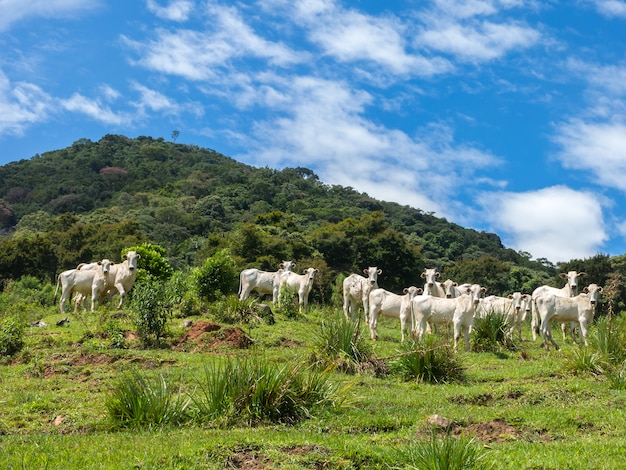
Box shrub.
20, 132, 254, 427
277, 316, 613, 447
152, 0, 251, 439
207, 295, 272, 325
400, 431, 493, 470
129, 275, 171, 347
0, 316, 24, 357
277, 283, 300, 319
471, 311, 516, 352
105, 370, 191, 429
192, 358, 344, 426
312, 311, 372, 372
591, 313, 626, 366
195, 249, 238, 302
392, 335, 466, 384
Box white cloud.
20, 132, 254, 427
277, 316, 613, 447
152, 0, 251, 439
0, 71, 51, 136
479, 186, 608, 262
553, 119, 626, 193
0, 0, 100, 31
60, 93, 132, 126
146, 0, 193, 22
592, 0, 626, 17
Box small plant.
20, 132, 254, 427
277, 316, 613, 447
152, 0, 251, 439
129, 275, 171, 347
277, 284, 300, 319
192, 358, 344, 426
105, 370, 191, 429
195, 249, 238, 302
392, 335, 466, 384
0, 316, 24, 357
471, 311, 516, 352
312, 311, 372, 372
207, 295, 271, 325
400, 431, 493, 470
607, 366, 626, 390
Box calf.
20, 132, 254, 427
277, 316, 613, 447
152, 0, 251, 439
534, 284, 602, 350
368, 286, 422, 342
54, 259, 112, 313
343, 267, 382, 322
411, 284, 485, 351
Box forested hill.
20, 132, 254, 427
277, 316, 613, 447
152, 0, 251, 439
0, 134, 620, 301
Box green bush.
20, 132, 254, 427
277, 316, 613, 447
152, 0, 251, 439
129, 275, 171, 347
105, 370, 191, 429
392, 335, 466, 384
195, 249, 238, 302
192, 358, 344, 426
277, 284, 300, 319
0, 316, 24, 357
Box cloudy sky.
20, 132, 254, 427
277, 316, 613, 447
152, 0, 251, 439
1, 0, 626, 263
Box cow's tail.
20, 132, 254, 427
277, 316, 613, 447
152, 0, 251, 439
53, 275, 61, 303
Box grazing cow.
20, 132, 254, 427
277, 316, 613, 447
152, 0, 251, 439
531, 271, 587, 341
411, 284, 486, 351
238, 261, 295, 303
534, 284, 602, 350
342, 267, 382, 322
278, 267, 318, 313
54, 259, 112, 313
477, 292, 530, 340
106, 250, 141, 308
368, 286, 423, 342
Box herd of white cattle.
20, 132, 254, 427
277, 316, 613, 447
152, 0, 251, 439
53, 251, 141, 313
239, 262, 603, 352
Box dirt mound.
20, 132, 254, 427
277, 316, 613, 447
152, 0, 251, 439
457, 419, 520, 443
176, 321, 253, 350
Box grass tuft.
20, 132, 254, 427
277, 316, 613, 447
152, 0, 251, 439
392, 335, 466, 383
471, 311, 516, 352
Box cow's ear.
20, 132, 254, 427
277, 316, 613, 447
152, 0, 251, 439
417, 288, 423, 294
579, 272, 587, 277
97, 261, 102, 265
377, 269, 382, 275
583, 286, 589, 293
137, 254, 141, 259
435, 271, 440, 278
598, 286, 603, 292
420, 272, 426, 279
363, 268, 368, 275
507, 294, 513, 299
123, 253, 128, 260
403, 288, 409, 294
559, 273, 567, 278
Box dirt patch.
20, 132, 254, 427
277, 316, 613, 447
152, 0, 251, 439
455, 419, 521, 443
225, 448, 271, 469
273, 337, 303, 348
174, 321, 253, 351
69, 353, 119, 367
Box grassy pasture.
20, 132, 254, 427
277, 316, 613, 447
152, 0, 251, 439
1, 304, 625, 469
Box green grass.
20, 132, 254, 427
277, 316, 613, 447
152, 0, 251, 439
1, 306, 626, 469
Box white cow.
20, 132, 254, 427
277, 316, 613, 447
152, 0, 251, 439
534, 284, 602, 350
411, 284, 486, 351
54, 259, 112, 313
278, 267, 318, 313
106, 250, 141, 308
343, 267, 382, 322
477, 292, 530, 340
531, 271, 587, 341
238, 261, 295, 303
368, 286, 423, 342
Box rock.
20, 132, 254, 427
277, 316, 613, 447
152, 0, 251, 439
181, 320, 193, 328
30, 320, 48, 327
427, 414, 454, 429
56, 318, 69, 326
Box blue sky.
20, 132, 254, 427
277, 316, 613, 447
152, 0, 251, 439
1, 0, 626, 264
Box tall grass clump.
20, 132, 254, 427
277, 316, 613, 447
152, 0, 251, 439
564, 347, 605, 375
207, 295, 273, 325
392, 335, 466, 384
193, 358, 345, 426
311, 312, 373, 372
591, 313, 626, 366
471, 310, 516, 352
397, 431, 493, 470
105, 370, 191, 429
607, 367, 626, 390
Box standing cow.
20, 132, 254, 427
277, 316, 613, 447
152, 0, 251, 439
343, 267, 382, 322
532, 271, 586, 341
534, 284, 602, 350
106, 250, 141, 308
368, 286, 423, 342
278, 267, 318, 313
238, 261, 295, 303
54, 259, 112, 313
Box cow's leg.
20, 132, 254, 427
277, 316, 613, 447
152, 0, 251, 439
369, 309, 379, 341
342, 293, 351, 321
362, 295, 369, 323
579, 320, 589, 346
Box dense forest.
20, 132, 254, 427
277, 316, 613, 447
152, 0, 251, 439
0, 134, 624, 310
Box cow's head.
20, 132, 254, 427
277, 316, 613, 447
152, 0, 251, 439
421, 268, 440, 293
442, 279, 458, 298
560, 271, 586, 296
100, 259, 113, 274
123, 251, 141, 270
583, 284, 602, 305
465, 284, 486, 306
364, 267, 382, 286
280, 260, 295, 272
